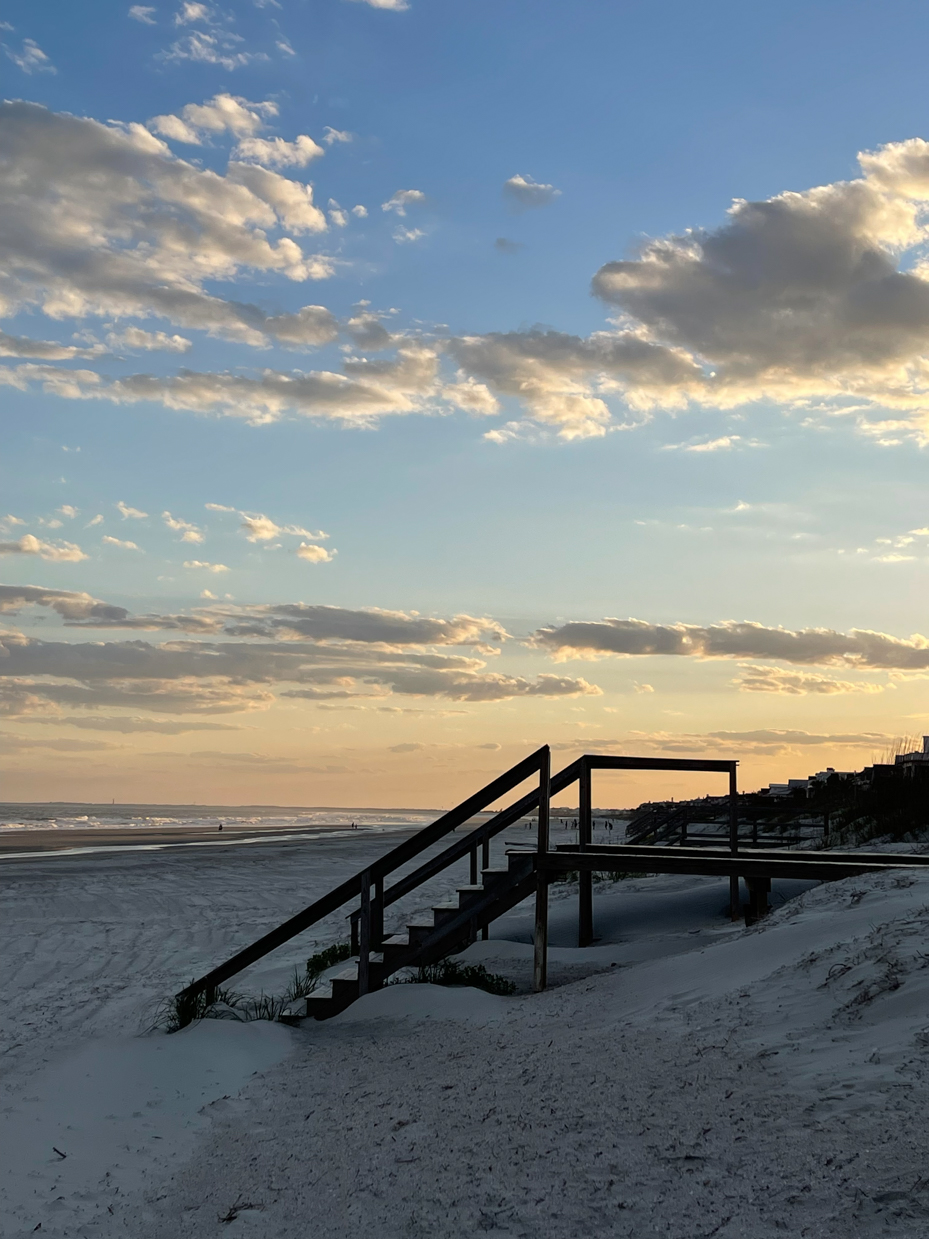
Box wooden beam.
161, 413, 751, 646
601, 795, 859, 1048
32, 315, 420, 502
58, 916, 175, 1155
578, 757, 593, 947
533, 746, 551, 993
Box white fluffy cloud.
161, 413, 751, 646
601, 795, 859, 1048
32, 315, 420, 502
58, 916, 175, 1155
162, 511, 204, 543
235, 134, 325, 168
347, 0, 409, 10
0, 101, 335, 350
381, 189, 425, 216
296, 542, 335, 563
0, 535, 87, 562
503, 174, 561, 210
5, 38, 55, 74
102, 535, 142, 551
128, 5, 156, 23
107, 327, 192, 353
116, 501, 147, 519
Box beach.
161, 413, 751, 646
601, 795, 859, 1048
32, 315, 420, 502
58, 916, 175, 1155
3, 825, 929, 1237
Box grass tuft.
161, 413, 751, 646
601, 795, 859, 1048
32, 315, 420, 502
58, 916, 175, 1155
157, 941, 355, 1032
395, 957, 517, 996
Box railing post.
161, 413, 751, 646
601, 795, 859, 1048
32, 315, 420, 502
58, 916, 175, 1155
350, 912, 359, 956
481, 835, 491, 939
358, 869, 372, 996
728, 764, 740, 921
372, 874, 384, 949
578, 757, 593, 947
533, 746, 551, 993
469, 845, 478, 886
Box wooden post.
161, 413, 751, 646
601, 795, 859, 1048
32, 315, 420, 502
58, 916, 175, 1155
729, 764, 740, 921
372, 874, 384, 949
481, 835, 491, 939
533, 747, 551, 993
578, 757, 593, 947
469, 845, 478, 885
358, 869, 371, 996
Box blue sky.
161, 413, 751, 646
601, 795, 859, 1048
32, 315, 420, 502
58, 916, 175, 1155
3, 0, 929, 806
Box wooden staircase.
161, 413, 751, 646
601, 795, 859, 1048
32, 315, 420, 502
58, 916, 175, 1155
173, 749, 748, 1026
304, 852, 536, 1019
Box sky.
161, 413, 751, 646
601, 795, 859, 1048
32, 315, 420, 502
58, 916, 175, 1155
3, 0, 929, 808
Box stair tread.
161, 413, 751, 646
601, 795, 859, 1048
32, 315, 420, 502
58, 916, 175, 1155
457, 884, 485, 893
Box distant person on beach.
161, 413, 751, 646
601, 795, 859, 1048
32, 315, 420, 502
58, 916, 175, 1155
218, 823, 223, 831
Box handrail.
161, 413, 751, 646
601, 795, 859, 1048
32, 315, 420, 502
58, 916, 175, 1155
176, 745, 555, 1003
351, 757, 583, 922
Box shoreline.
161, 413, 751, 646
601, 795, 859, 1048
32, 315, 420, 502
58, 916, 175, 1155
0, 820, 418, 858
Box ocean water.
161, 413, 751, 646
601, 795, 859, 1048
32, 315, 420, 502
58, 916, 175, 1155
0, 803, 444, 834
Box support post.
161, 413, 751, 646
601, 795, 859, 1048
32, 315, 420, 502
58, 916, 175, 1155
728, 764, 740, 921
480, 835, 491, 939
469, 846, 478, 886
533, 746, 551, 993
358, 869, 371, 996
578, 757, 593, 947
372, 874, 384, 949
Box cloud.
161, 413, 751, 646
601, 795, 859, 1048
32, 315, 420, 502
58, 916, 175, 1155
129, 5, 157, 22
237, 512, 327, 542
0, 585, 126, 621
0, 535, 87, 562
5, 38, 56, 74
235, 134, 324, 167
0, 101, 336, 351
447, 329, 700, 439
345, 311, 396, 350
31, 715, 241, 733
161, 29, 257, 70
323, 127, 353, 146
162, 511, 204, 542
0, 733, 123, 754
0, 619, 599, 717
183, 560, 229, 572
381, 189, 425, 216
584, 136, 929, 435
503, 174, 560, 210
393, 227, 424, 244
58, 506, 78, 519
175, 1, 212, 22
529, 616, 929, 672
0, 331, 101, 361
733, 664, 886, 695
150, 92, 278, 143
116, 501, 148, 519
107, 328, 191, 353
0, 675, 274, 716
0, 345, 444, 426
102, 535, 142, 551
352, 205, 367, 218
347, 0, 409, 10
296, 542, 334, 563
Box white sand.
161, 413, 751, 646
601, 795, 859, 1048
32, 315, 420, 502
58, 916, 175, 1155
3, 834, 929, 1237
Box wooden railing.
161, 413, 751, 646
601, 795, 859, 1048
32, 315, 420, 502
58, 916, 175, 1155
176, 745, 554, 1006
175, 748, 741, 1006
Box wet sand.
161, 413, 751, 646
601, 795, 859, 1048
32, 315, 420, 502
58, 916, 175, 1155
0, 821, 375, 856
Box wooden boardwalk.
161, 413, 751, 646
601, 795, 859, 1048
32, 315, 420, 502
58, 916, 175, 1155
173, 747, 929, 1022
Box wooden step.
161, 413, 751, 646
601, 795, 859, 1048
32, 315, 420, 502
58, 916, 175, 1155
406, 922, 435, 946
